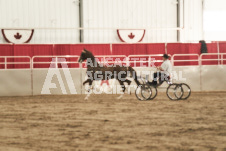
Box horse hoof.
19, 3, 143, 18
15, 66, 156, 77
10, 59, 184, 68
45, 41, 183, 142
117, 94, 123, 99
84, 94, 90, 100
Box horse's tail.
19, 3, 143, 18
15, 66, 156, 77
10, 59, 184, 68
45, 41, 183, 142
128, 66, 141, 86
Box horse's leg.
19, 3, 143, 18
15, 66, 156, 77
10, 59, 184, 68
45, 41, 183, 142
117, 80, 125, 99
125, 79, 131, 85
125, 79, 132, 95
127, 66, 141, 86
84, 79, 93, 100
83, 79, 90, 86
121, 70, 131, 94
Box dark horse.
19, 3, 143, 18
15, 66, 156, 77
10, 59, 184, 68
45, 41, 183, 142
78, 49, 140, 95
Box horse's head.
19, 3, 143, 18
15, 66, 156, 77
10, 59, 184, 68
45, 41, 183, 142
78, 49, 93, 63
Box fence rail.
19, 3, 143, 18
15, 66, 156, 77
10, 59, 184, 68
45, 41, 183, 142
0, 53, 226, 96
0, 53, 226, 69
0, 56, 31, 69
200, 53, 226, 65
171, 54, 199, 66
32, 55, 80, 69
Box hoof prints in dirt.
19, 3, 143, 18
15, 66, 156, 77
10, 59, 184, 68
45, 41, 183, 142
0, 92, 225, 150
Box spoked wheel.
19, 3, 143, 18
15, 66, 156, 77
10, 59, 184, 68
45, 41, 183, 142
166, 84, 183, 100
135, 85, 152, 101
135, 85, 144, 101
143, 85, 158, 100
180, 83, 191, 100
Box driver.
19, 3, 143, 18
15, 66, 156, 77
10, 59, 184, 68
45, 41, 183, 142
149, 54, 172, 86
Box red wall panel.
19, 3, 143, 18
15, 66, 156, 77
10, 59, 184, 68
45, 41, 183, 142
167, 43, 201, 66
13, 44, 54, 68
219, 42, 226, 53
0, 44, 110, 68
206, 43, 218, 53
147, 44, 166, 54
0, 44, 14, 68
13, 44, 54, 57
167, 43, 201, 55
68, 44, 111, 56
53, 44, 111, 68
112, 44, 147, 55
53, 44, 111, 55
112, 43, 165, 55
0, 42, 225, 68
0, 44, 14, 56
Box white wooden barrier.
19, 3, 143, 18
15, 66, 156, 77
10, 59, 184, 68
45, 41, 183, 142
0, 56, 31, 96
0, 54, 226, 96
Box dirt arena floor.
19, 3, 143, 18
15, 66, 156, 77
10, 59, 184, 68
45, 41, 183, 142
0, 92, 225, 151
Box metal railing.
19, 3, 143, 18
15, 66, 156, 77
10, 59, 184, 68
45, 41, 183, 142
128, 54, 172, 67
0, 53, 225, 96
200, 53, 226, 65
0, 56, 31, 69
0, 53, 226, 70
32, 55, 80, 69
89, 55, 127, 65
171, 54, 200, 66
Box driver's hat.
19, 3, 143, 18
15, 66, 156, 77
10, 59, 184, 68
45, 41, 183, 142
162, 54, 170, 59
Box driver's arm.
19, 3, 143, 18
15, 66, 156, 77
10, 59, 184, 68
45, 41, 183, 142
158, 62, 167, 71
157, 66, 164, 71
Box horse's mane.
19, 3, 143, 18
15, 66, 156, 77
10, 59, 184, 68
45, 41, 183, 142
84, 49, 94, 58
84, 49, 103, 67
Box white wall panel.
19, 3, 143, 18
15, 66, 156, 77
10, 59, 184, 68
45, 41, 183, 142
33, 69, 82, 95
0, 70, 31, 96
0, 0, 205, 43
0, 65, 226, 96
181, 0, 203, 42
201, 65, 226, 91
203, 0, 226, 41
173, 66, 201, 91
82, 0, 178, 43
0, 0, 80, 43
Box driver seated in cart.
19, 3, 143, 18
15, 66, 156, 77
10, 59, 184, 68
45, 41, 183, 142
149, 54, 172, 86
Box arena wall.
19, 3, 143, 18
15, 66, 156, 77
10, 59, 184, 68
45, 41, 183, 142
0, 0, 203, 43
33, 69, 83, 95
82, 0, 178, 43
0, 65, 226, 96
0, 69, 32, 96
0, 42, 225, 96
200, 65, 226, 91
1, 0, 226, 43
1, 42, 226, 64
0, 0, 80, 43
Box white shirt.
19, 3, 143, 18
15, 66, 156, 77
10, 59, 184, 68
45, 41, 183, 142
160, 59, 172, 76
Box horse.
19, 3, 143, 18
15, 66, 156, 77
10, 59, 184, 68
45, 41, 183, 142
78, 49, 141, 99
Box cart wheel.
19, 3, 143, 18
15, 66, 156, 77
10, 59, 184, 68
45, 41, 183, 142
143, 85, 158, 100
135, 85, 145, 101
140, 84, 154, 100
135, 85, 152, 101
180, 83, 191, 100
166, 84, 183, 100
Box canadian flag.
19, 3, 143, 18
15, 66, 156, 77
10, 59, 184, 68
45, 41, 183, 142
117, 29, 145, 43
1, 29, 34, 44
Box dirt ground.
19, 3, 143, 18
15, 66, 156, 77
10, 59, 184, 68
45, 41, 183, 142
0, 92, 225, 151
